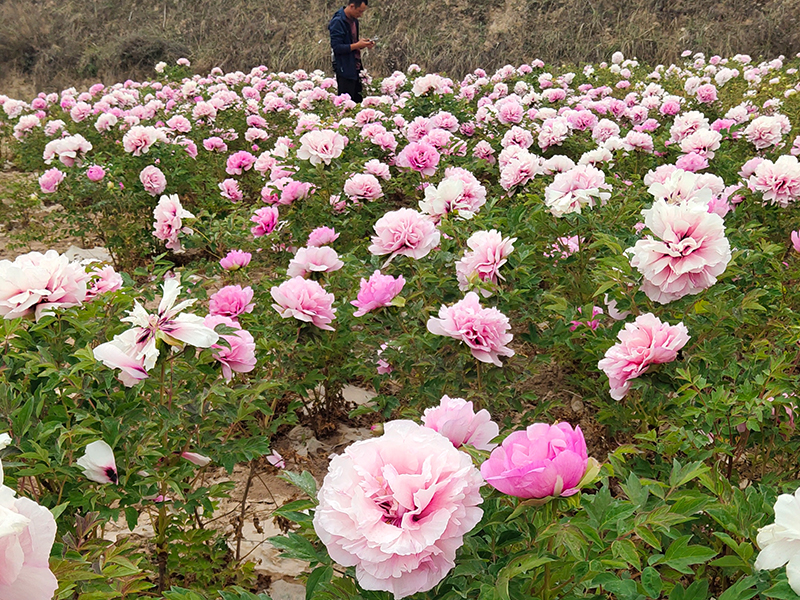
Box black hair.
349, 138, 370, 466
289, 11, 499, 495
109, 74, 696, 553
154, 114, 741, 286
348, 0, 368, 6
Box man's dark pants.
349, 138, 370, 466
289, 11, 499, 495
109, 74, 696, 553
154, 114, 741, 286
336, 74, 363, 103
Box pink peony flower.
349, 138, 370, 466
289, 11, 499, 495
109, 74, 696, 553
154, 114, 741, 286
598, 313, 690, 400
343, 173, 384, 202
204, 315, 257, 380
748, 155, 800, 207
270, 276, 336, 330
209, 285, 255, 319
675, 152, 708, 172
250, 206, 279, 237
152, 194, 194, 253
296, 130, 347, 165
122, 125, 163, 155
627, 199, 731, 303
0, 250, 89, 321
287, 246, 343, 278
219, 178, 244, 202
544, 164, 612, 217
38, 168, 65, 194
480, 422, 589, 499
368, 209, 440, 260
181, 452, 211, 467
86, 165, 106, 182
139, 165, 167, 196
792, 231, 800, 253
85, 265, 123, 301
364, 159, 391, 180
76, 440, 118, 484
395, 141, 440, 176
307, 226, 339, 247
427, 292, 514, 366
203, 137, 228, 152
351, 270, 405, 317
0, 459, 59, 600
422, 395, 499, 450
455, 230, 516, 294
313, 420, 483, 599
695, 83, 718, 103
220, 250, 252, 271
225, 150, 257, 175
744, 115, 784, 149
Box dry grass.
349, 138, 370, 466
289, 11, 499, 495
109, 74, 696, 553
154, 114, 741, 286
1, 0, 799, 96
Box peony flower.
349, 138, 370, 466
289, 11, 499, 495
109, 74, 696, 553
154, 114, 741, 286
455, 230, 516, 295
270, 276, 336, 330
250, 206, 279, 237
76, 440, 118, 484
139, 165, 167, 196
307, 226, 339, 247
395, 141, 440, 176
343, 173, 384, 202
627, 199, 731, 304
152, 194, 195, 253
597, 313, 690, 400
38, 167, 65, 194
427, 292, 514, 366
0, 250, 89, 321
219, 178, 244, 202
748, 155, 800, 207
754, 486, 800, 594
351, 270, 405, 317
84, 265, 123, 301
296, 130, 347, 165
0, 455, 58, 599
204, 315, 257, 380
480, 422, 589, 499
209, 285, 255, 319
225, 150, 256, 175
287, 246, 343, 278
93, 275, 219, 386
313, 420, 483, 599
368, 209, 440, 260
181, 452, 211, 467
792, 231, 800, 253
86, 165, 106, 182
544, 164, 611, 217
220, 250, 252, 271
267, 450, 285, 469
422, 395, 499, 450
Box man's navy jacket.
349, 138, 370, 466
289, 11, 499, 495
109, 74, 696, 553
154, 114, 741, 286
329, 7, 359, 80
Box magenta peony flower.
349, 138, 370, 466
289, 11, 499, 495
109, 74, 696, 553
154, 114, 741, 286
0, 250, 89, 321
422, 395, 499, 450
427, 292, 514, 366
307, 226, 339, 247
296, 129, 347, 165
287, 246, 343, 278
38, 167, 65, 194
313, 420, 483, 599
250, 206, 280, 238
368, 209, 440, 260
351, 270, 405, 317
270, 276, 336, 330
225, 150, 256, 175
395, 141, 440, 176
220, 250, 252, 271
598, 313, 690, 400
792, 231, 800, 253
139, 165, 167, 196
480, 422, 589, 499
627, 199, 731, 304
209, 285, 255, 319
0, 456, 59, 599
204, 315, 257, 380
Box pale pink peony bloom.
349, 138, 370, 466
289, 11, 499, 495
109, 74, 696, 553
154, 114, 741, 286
85, 265, 123, 301
675, 152, 708, 172
748, 155, 800, 207
422, 395, 499, 450
754, 486, 800, 594
473, 140, 496, 163
286, 246, 343, 278
598, 313, 690, 400
627, 199, 731, 303
270, 276, 336, 330
153, 194, 195, 253
592, 119, 620, 142
39, 168, 65, 194
86, 165, 106, 182
122, 125, 164, 155
0, 458, 59, 600
364, 159, 391, 180
250, 206, 279, 237
622, 130, 654, 153
427, 292, 514, 366
219, 178, 244, 202
456, 230, 516, 294
499, 149, 541, 191
296, 130, 347, 165
343, 173, 383, 202
139, 165, 167, 196
76, 440, 118, 484
313, 420, 483, 599
368, 209, 441, 260
695, 83, 718, 103
669, 111, 709, 143
93, 275, 219, 386
395, 141, 440, 176
0, 250, 89, 321
481, 422, 589, 498
204, 315, 257, 380
679, 129, 722, 159
220, 250, 252, 271
266, 450, 285, 469
538, 117, 571, 150
307, 226, 339, 247
351, 270, 405, 317
203, 137, 228, 152
181, 452, 211, 467
744, 115, 784, 149
544, 164, 612, 217
209, 285, 255, 319
225, 150, 257, 175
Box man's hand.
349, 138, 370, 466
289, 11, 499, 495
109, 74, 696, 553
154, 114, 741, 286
352, 38, 376, 50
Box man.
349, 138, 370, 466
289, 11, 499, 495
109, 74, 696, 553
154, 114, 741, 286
329, 0, 375, 103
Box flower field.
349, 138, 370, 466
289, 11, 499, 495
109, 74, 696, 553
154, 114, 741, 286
1, 51, 800, 600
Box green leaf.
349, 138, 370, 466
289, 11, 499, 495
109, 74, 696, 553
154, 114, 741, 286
306, 565, 333, 600
668, 460, 710, 489
661, 536, 717, 574
763, 581, 800, 600
496, 553, 554, 600
641, 566, 662, 598
718, 576, 759, 600
268, 532, 321, 563
279, 470, 318, 501
612, 539, 641, 569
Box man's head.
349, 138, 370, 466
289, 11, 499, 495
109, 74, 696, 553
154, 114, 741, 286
344, 0, 368, 19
